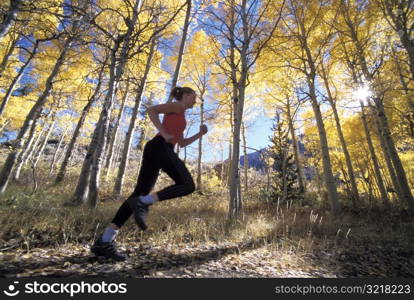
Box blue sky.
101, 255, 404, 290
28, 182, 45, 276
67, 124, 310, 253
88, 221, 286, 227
177, 109, 274, 163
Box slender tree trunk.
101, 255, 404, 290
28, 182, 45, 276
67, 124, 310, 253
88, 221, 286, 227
49, 126, 69, 175
13, 120, 43, 180
20, 123, 45, 168
71, 149, 93, 205
55, 59, 105, 183
114, 37, 155, 197
367, 159, 381, 202
168, 0, 192, 102
226, 140, 232, 188
70, 98, 108, 206
136, 122, 148, 153
286, 100, 305, 192
295, 13, 342, 215
71, 143, 79, 162
366, 161, 379, 208
266, 159, 271, 192
87, 69, 118, 207
356, 159, 369, 198
105, 80, 129, 179
135, 92, 154, 174
196, 93, 205, 193
228, 3, 240, 218
0, 36, 72, 193
218, 146, 225, 186
0, 119, 10, 135
339, 163, 352, 200
372, 106, 402, 200
226, 102, 233, 188
320, 65, 359, 208
392, 48, 410, 93
241, 121, 248, 193
229, 75, 246, 218
33, 121, 55, 169
360, 102, 389, 206
135, 118, 150, 172
27, 113, 55, 167
73, 47, 119, 205
331, 102, 360, 208
0, 40, 38, 118
281, 144, 289, 203
307, 77, 341, 215
373, 97, 414, 213
113, 135, 122, 170
0, 0, 21, 41
229, 92, 245, 218
226, 0, 282, 217
56, 144, 67, 165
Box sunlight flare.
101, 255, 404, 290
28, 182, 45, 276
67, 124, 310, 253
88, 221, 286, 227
353, 85, 372, 103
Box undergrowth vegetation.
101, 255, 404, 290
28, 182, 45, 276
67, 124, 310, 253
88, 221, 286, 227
1, 162, 412, 262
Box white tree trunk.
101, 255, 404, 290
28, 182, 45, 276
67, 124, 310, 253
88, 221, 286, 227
105, 80, 129, 180
114, 38, 156, 197
49, 126, 69, 175
168, 0, 192, 102
286, 100, 305, 193
13, 121, 42, 180
242, 121, 248, 193
196, 92, 205, 193
33, 121, 55, 169
320, 65, 359, 208
360, 102, 389, 206
308, 79, 341, 215
299, 19, 341, 214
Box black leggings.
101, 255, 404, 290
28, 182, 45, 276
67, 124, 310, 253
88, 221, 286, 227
112, 135, 195, 228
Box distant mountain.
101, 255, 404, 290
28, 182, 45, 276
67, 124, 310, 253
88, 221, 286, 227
239, 149, 267, 170
238, 138, 316, 181
239, 138, 307, 170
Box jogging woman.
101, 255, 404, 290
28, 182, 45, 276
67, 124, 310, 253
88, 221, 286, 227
91, 86, 207, 261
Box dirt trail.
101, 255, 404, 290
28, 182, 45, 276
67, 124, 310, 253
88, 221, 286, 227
1, 239, 413, 278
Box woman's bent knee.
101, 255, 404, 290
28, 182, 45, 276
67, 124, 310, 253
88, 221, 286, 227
186, 179, 195, 194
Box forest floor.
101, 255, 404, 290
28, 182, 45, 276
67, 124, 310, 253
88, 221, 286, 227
1, 178, 414, 278
1, 228, 414, 278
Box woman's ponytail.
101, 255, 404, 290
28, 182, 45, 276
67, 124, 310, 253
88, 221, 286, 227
170, 86, 195, 101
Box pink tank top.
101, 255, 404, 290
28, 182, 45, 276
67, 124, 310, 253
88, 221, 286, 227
156, 111, 187, 145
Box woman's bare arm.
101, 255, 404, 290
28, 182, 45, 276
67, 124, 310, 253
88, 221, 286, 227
178, 125, 208, 148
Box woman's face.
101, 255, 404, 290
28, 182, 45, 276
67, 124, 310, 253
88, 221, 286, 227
183, 92, 197, 108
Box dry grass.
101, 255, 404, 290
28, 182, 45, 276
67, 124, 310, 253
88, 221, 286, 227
0, 163, 413, 268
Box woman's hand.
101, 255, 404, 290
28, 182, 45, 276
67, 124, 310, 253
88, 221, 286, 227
200, 124, 208, 135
